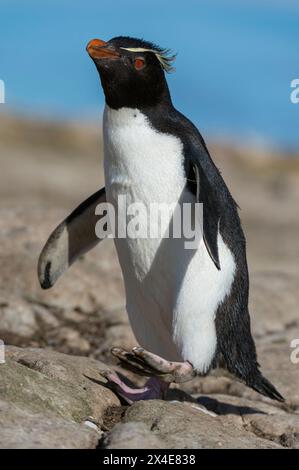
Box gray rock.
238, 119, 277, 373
3, 346, 120, 423
103, 422, 164, 449
52, 326, 91, 354
0, 399, 100, 449
250, 272, 299, 337
33, 304, 60, 328
1, 116, 299, 449
0, 346, 120, 448
0, 298, 38, 342
244, 413, 299, 448
104, 400, 282, 449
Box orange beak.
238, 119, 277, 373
86, 39, 120, 60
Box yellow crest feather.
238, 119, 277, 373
120, 47, 176, 73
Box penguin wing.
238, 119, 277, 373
192, 158, 221, 270
38, 187, 107, 289
186, 133, 229, 270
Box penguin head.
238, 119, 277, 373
86, 36, 175, 109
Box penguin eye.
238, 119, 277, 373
134, 57, 145, 70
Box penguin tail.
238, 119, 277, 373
249, 371, 284, 402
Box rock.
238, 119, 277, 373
250, 272, 299, 338
33, 304, 60, 328
0, 399, 100, 449
193, 394, 299, 448
1, 116, 299, 449
255, 328, 299, 408
0, 298, 38, 342
103, 400, 282, 449
0, 346, 120, 448
92, 307, 136, 361
104, 400, 280, 449
244, 413, 299, 448
62, 309, 86, 323
51, 326, 91, 354
103, 422, 164, 449
3, 346, 120, 422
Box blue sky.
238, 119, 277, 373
0, 0, 299, 149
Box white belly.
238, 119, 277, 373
103, 105, 236, 373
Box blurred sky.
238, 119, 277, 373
0, 0, 299, 150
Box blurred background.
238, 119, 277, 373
1, 0, 299, 148
0, 0, 298, 408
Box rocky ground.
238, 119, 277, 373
0, 113, 299, 448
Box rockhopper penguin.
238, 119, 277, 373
38, 36, 284, 404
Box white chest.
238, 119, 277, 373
103, 106, 186, 206
103, 105, 190, 282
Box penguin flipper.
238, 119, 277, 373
184, 126, 239, 271
193, 163, 221, 270
38, 187, 106, 289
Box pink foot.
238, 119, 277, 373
101, 371, 169, 404
111, 346, 195, 383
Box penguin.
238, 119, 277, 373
38, 36, 284, 404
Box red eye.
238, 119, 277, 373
134, 57, 145, 70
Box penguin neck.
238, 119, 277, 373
104, 79, 173, 112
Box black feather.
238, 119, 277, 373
110, 36, 166, 54
250, 371, 284, 402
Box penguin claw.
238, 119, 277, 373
111, 347, 156, 376
132, 347, 177, 373
132, 347, 196, 382
111, 346, 195, 383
